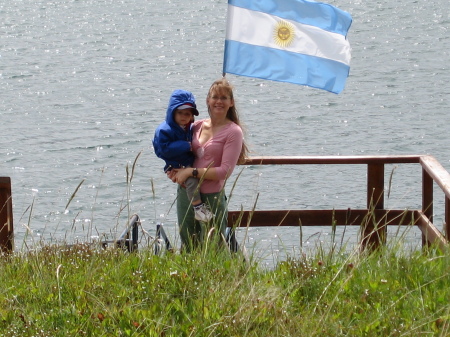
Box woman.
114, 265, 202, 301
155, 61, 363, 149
170, 78, 248, 251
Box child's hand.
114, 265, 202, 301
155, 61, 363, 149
166, 170, 177, 183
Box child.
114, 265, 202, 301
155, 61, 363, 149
153, 89, 213, 222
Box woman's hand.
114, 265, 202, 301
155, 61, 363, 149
173, 168, 192, 185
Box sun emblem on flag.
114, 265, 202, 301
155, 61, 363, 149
274, 20, 295, 48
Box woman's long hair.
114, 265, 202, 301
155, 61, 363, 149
207, 78, 249, 164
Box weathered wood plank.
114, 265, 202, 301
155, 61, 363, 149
420, 156, 450, 199
228, 209, 417, 228
364, 163, 386, 249
420, 156, 450, 240
242, 155, 422, 166
415, 211, 449, 251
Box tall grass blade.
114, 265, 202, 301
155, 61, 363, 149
65, 179, 85, 211
387, 165, 397, 199
129, 150, 142, 184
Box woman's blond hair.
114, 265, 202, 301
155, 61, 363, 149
207, 78, 249, 164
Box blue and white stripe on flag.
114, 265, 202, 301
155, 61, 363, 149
223, 0, 352, 94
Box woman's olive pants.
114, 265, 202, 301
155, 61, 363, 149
176, 185, 228, 251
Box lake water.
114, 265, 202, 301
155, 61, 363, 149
1, 0, 449, 263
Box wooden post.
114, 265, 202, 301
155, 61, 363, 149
422, 169, 433, 246
445, 197, 450, 241
0, 177, 14, 253
363, 163, 386, 250
420, 155, 450, 243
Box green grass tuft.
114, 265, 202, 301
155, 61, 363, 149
0, 242, 449, 336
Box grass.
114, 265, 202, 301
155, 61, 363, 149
0, 239, 449, 336
3, 156, 449, 336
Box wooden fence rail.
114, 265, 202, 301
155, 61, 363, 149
228, 155, 449, 251
1, 155, 449, 253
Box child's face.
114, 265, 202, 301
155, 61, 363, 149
174, 108, 194, 126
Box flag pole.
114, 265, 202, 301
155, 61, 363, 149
222, 0, 230, 80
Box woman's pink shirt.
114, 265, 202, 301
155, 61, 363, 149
191, 120, 243, 194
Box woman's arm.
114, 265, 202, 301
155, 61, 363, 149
173, 166, 218, 185
173, 125, 243, 184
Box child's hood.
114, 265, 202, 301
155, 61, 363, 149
166, 89, 199, 128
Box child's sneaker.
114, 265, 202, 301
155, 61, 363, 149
194, 203, 214, 222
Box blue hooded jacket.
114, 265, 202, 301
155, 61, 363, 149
153, 89, 199, 172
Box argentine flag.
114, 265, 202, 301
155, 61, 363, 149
223, 0, 352, 94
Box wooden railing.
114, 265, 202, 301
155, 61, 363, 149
1, 155, 449, 253
228, 155, 449, 251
